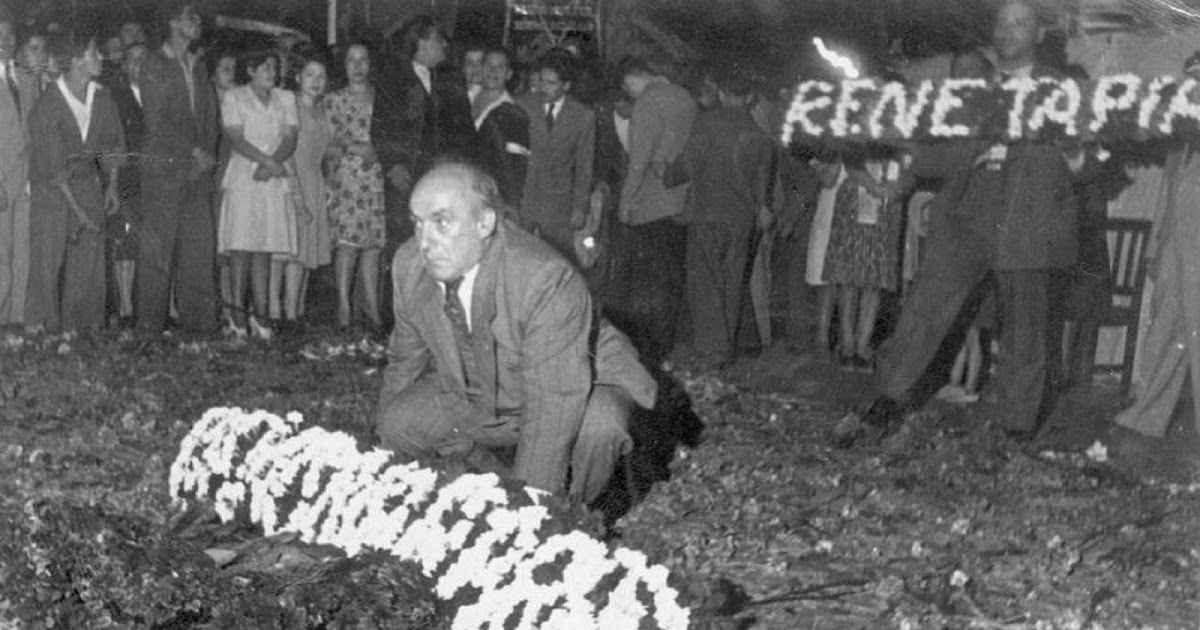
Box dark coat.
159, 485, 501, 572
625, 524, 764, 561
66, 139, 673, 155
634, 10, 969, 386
138, 47, 219, 187
912, 63, 1078, 270
476, 99, 529, 207
380, 219, 656, 493
520, 95, 595, 228
109, 81, 144, 213
673, 106, 775, 231
370, 60, 475, 182
28, 83, 126, 210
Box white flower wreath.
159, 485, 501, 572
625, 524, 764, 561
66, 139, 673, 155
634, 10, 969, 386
169, 407, 690, 630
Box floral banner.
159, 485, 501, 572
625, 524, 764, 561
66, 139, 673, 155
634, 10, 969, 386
169, 408, 689, 630
781, 75, 1200, 144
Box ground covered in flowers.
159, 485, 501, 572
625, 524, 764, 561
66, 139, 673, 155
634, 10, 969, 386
0, 326, 1197, 629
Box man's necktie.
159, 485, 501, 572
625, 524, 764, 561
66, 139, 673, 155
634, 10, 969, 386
545, 103, 555, 131
444, 277, 481, 393
5, 63, 20, 118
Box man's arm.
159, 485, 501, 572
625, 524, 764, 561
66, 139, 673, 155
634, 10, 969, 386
378, 257, 434, 415
371, 69, 423, 179
619, 94, 660, 219
571, 107, 596, 227
511, 264, 593, 494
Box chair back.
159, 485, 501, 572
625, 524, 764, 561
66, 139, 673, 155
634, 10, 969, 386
1104, 218, 1152, 313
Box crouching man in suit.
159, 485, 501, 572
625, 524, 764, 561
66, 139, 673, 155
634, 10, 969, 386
375, 159, 657, 504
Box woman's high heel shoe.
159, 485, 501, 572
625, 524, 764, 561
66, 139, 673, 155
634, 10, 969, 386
248, 315, 274, 342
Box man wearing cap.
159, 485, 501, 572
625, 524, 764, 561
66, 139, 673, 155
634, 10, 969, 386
375, 160, 657, 504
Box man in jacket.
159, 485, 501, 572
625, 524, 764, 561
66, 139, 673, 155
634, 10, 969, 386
616, 56, 697, 364
838, 0, 1081, 444
375, 161, 657, 504
519, 51, 594, 259
135, 0, 219, 334
372, 14, 474, 245
0, 9, 35, 328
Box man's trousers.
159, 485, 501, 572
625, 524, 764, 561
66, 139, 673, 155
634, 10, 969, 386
375, 376, 633, 504
875, 225, 1051, 432
135, 172, 217, 333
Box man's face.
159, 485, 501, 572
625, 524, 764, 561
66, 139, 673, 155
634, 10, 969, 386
79, 40, 103, 78
417, 29, 447, 68
482, 51, 511, 92
622, 73, 650, 100
124, 43, 147, 82
22, 35, 47, 71
0, 22, 15, 62
538, 68, 568, 103
172, 6, 202, 42
120, 22, 145, 47
462, 49, 484, 87
992, 2, 1041, 63
411, 173, 495, 282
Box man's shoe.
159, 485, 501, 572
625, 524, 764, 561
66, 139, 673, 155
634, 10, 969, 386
831, 397, 901, 448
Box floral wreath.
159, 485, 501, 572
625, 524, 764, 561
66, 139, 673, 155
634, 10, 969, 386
169, 407, 690, 630
781, 74, 1200, 145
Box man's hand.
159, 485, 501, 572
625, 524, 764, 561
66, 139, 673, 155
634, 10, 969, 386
434, 434, 476, 459
104, 188, 120, 215
757, 205, 774, 231
388, 164, 412, 191
570, 209, 586, 230
192, 147, 217, 172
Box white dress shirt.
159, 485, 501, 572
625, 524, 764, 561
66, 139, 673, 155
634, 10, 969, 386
413, 61, 432, 93
56, 76, 98, 141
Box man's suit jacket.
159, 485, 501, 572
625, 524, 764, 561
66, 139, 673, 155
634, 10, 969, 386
0, 67, 35, 208
380, 219, 656, 493
520, 95, 595, 228
912, 63, 1078, 270
371, 60, 475, 185
620, 78, 697, 225
139, 47, 219, 189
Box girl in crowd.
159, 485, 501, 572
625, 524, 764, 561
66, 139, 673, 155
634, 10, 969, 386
217, 50, 299, 341
325, 43, 384, 330
106, 40, 147, 328
823, 147, 914, 371
271, 47, 333, 324
209, 48, 239, 333
26, 32, 125, 332
472, 47, 528, 207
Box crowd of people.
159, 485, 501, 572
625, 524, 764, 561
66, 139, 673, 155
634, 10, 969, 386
0, 0, 1190, 498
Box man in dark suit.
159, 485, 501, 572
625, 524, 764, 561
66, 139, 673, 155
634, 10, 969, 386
519, 52, 595, 260
838, 0, 1082, 444
371, 15, 475, 245
375, 161, 657, 503
134, 0, 219, 334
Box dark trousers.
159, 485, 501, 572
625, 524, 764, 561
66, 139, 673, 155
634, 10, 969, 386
135, 174, 217, 333
875, 226, 1050, 432
687, 222, 754, 359
615, 218, 686, 365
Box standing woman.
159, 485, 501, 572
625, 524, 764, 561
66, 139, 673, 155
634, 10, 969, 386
325, 43, 384, 330
276, 48, 333, 323
106, 40, 147, 328
209, 48, 239, 332
26, 32, 125, 332
217, 50, 299, 340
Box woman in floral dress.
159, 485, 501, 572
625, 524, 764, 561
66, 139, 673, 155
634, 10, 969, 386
325, 43, 384, 329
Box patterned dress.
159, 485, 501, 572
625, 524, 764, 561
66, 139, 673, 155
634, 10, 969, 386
325, 88, 385, 250
822, 159, 907, 292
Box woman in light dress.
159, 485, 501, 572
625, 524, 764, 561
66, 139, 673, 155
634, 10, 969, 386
269, 49, 333, 324
217, 51, 299, 340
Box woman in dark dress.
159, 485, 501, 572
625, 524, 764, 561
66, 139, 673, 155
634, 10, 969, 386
106, 41, 146, 327
471, 47, 528, 208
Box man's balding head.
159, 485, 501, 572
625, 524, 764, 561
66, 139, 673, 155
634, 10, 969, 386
409, 162, 500, 282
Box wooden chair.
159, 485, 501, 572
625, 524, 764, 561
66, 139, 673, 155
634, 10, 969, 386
1093, 218, 1153, 392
